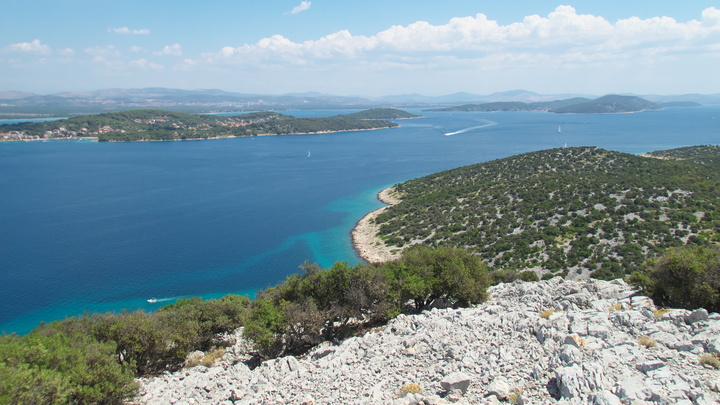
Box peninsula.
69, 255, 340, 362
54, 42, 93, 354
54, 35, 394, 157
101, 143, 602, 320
352, 145, 720, 279
0, 108, 412, 142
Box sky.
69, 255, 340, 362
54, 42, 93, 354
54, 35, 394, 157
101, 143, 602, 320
1, 1, 719, 96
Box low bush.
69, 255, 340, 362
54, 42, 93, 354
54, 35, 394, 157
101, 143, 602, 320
630, 245, 720, 312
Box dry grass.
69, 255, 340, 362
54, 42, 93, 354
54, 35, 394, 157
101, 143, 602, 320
399, 383, 422, 397
507, 388, 524, 404
571, 334, 586, 348
539, 309, 561, 319
608, 303, 623, 312
699, 353, 720, 369
186, 347, 226, 368
637, 336, 656, 348
653, 308, 671, 320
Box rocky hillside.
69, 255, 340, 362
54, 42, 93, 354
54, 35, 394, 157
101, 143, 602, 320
136, 278, 720, 404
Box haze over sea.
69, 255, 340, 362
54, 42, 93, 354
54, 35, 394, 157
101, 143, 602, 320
1, 107, 718, 334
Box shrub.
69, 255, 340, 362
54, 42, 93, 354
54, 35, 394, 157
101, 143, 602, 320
631, 245, 720, 312
0, 328, 138, 404
381, 246, 491, 310
518, 270, 540, 282
242, 299, 286, 358
608, 303, 623, 312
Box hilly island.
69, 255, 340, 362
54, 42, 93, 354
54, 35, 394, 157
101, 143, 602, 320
428, 94, 665, 113
358, 145, 720, 280
0, 108, 415, 142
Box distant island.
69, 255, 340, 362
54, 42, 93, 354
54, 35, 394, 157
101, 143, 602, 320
332, 108, 422, 120
428, 95, 666, 114
0, 108, 414, 142
355, 145, 720, 280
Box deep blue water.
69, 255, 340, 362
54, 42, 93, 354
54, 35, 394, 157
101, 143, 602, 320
1, 107, 718, 334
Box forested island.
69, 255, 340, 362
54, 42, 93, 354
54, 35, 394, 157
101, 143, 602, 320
368, 145, 720, 279
428, 95, 664, 114
332, 108, 422, 120
0, 108, 409, 142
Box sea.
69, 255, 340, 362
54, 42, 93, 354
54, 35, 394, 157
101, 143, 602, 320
1, 107, 718, 334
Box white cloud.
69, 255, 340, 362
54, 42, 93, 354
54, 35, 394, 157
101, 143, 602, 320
288, 1, 311, 15
130, 58, 164, 71
58, 48, 75, 56
109, 27, 151, 35
208, 6, 720, 69
130, 46, 143, 53
154, 44, 182, 56
7, 39, 51, 55
85, 45, 122, 63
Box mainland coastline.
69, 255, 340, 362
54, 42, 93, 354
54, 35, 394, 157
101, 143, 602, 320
351, 186, 403, 263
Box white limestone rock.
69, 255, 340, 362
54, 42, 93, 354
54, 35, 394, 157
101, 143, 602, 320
441, 372, 472, 395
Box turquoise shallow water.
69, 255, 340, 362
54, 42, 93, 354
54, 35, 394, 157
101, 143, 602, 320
1, 107, 718, 334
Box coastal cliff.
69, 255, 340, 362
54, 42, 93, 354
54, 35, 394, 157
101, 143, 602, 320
136, 278, 720, 404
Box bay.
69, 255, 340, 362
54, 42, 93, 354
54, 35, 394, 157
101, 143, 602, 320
1, 107, 718, 334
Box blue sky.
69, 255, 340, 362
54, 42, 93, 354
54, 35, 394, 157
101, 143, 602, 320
2, 1, 719, 96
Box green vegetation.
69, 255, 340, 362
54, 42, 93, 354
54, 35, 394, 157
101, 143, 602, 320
0, 109, 401, 142
244, 246, 490, 357
428, 95, 661, 114
0, 294, 251, 404
644, 144, 720, 164
630, 245, 720, 312
373, 146, 720, 279
333, 108, 421, 120
0, 247, 491, 403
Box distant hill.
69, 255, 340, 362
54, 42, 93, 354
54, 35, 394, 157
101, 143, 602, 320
428, 101, 543, 112
372, 146, 720, 279
332, 108, 421, 120
1, 87, 717, 118
658, 101, 702, 108
429, 95, 661, 114
0, 109, 402, 142
643, 144, 720, 164
552, 95, 661, 114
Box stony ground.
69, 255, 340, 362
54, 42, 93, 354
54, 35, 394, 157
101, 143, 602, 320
136, 278, 720, 404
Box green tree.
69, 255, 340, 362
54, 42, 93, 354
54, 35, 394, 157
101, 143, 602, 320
382, 246, 491, 310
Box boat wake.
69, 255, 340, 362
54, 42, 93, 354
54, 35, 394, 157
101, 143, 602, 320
443, 120, 497, 136
147, 297, 177, 304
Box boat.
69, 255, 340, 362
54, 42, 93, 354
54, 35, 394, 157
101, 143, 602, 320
147, 298, 157, 303
307, 151, 311, 158
557, 125, 562, 133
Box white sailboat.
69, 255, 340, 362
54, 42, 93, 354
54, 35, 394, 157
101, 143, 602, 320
307, 151, 311, 158
557, 125, 562, 133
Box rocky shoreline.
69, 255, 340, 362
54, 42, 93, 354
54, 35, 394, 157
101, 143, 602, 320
136, 278, 720, 404
351, 187, 403, 264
